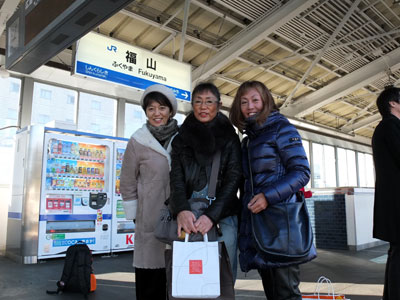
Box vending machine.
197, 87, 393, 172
110, 141, 135, 252
37, 131, 114, 259
6, 125, 137, 263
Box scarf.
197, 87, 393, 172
146, 118, 179, 148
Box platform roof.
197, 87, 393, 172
1, 0, 400, 141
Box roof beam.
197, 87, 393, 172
341, 114, 381, 133
191, 0, 318, 84
179, 0, 191, 62
264, 37, 338, 76
212, 0, 255, 21
280, 47, 400, 118
281, 0, 361, 107
338, 101, 376, 130
235, 56, 316, 91
191, 0, 246, 28
153, 33, 176, 53
120, 9, 215, 49
215, 74, 282, 99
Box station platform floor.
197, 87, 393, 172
0, 243, 388, 300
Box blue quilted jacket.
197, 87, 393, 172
239, 111, 311, 271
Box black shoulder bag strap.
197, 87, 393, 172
246, 139, 255, 197
206, 149, 221, 204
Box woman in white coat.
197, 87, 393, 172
120, 84, 179, 300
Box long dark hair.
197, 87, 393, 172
229, 81, 277, 132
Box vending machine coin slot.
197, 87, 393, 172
81, 197, 89, 206
89, 192, 107, 209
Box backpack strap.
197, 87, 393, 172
59, 246, 78, 288
77, 247, 90, 298
46, 288, 61, 295
46, 248, 76, 295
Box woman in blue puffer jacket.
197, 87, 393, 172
230, 81, 313, 300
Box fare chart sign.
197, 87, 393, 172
73, 32, 191, 101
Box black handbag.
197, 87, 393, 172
251, 192, 314, 262
246, 140, 314, 262
154, 150, 221, 245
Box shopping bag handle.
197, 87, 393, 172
184, 233, 209, 243
315, 276, 336, 299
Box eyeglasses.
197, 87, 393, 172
192, 99, 219, 107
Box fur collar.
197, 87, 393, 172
132, 124, 174, 168
177, 112, 236, 155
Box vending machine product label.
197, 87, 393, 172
116, 200, 126, 218
52, 234, 66, 240
97, 209, 103, 223
46, 195, 73, 213
53, 238, 96, 247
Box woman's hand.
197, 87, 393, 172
177, 210, 197, 237
248, 193, 268, 214
194, 215, 213, 235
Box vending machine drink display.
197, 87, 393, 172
38, 132, 114, 258
111, 142, 135, 252
6, 125, 134, 263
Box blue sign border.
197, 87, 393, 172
76, 61, 191, 102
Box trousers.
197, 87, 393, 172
217, 215, 238, 282
258, 264, 301, 300
135, 267, 166, 300
383, 243, 400, 300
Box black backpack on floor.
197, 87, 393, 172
47, 241, 96, 298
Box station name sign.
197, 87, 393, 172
73, 32, 191, 101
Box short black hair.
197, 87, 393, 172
142, 91, 172, 111
191, 82, 221, 103
376, 86, 400, 117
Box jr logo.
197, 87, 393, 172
126, 234, 133, 245
107, 45, 117, 52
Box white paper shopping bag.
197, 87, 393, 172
172, 233, 220, 298
302, 276, 350, 299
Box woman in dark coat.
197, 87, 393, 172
230, 81, 313, 300
169, 82, 242, 279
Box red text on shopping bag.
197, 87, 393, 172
189, 260, 203, 274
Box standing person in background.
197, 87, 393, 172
169, 82, 242, 280
372, 86, 400, 300
120, 84, 179, 300
230, 81, 312, 300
